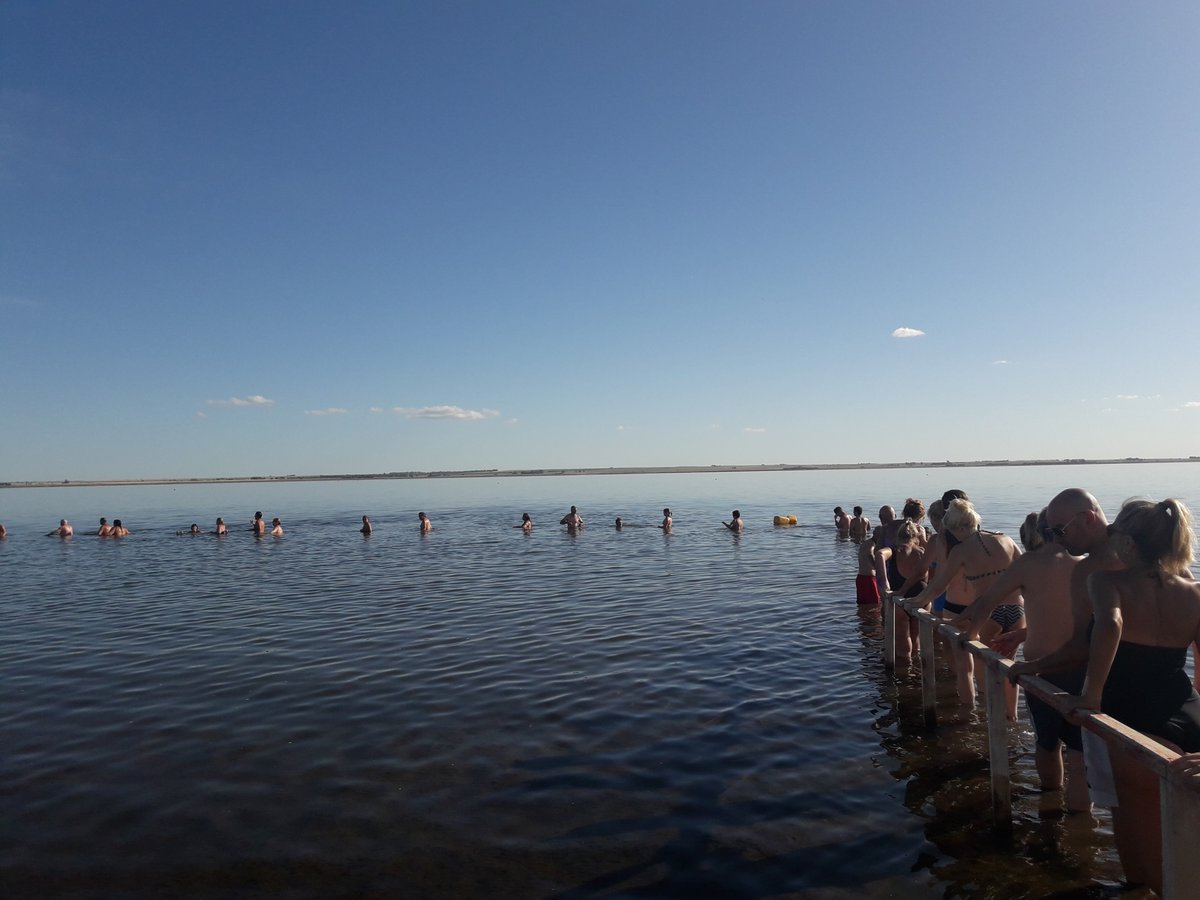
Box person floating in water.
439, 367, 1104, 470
615, 516, 624, 530
360, 515, 373, 535
660, 508, 673, 532
418, 512, 432, 533
213, 517, 227, 536
516, 513, 533, 531
723, 510, 744, 532
252, 512, 266, 536
97, 517, 112, 537
47, 519, 74, 537
270, 517, 283, 536
110, 519, 130, 537
177, 524, 202, 535
560, 506, 584, 530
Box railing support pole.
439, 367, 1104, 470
983, 657, 1012, 831
1161, 772, 1200, 899
918, 614, 937, 728
883, 595, 896, 671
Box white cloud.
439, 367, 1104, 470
992, 359, 1008, 365
393, 405, 499, 421
207, 395, 274, 408
892, 327, 925, 338
1185, 401, 1200, 409
305, 408, 349, 416
195, 411, 207, 418
744, 426, 767, 433
1117, 394, 1139, 400
616, 425, 633, 432
369, 406, 384, 414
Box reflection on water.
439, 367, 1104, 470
3, 467, 1193, 898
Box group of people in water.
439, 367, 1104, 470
840, 487, 1200, 895
5, 504, 812, 543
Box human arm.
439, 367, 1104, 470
949, 556, 1027, 638
989, 627, 1027, 657
1061, 572, 1122, 713
901, 545, 963, 612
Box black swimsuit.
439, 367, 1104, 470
1102, 640, 1200, 751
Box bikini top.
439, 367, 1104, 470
965, 530, 1007, 582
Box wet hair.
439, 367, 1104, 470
419, 512, 427, 518
99, 517, 108, 525
897, 521, 921, 544
927, 500, 945, 529
902, 498, 925, 521
1019, 512, 1044, 552
255, 511, 263, 519
663, 508, 671, 517
732, 510, 740, 518
943, 498, 980, 531
1110, 498, 1195, 575
522, 513, 531, 522
853, 506, 863, 516
113, 519, 122, 527
941, 490, 968, 509
834, 506, 845, 515
272, 517, 281, 525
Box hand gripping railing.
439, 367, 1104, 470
881, 593, 1200, 899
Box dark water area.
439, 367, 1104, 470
3, 466, 1194, 898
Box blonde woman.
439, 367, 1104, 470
902, 499, 1020, 706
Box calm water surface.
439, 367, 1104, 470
3, 464, 1197, 898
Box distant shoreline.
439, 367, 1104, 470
3, 457, 1197, 490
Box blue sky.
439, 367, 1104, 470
3, 1, 1198, 481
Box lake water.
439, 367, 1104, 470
3, 463, 1197, 899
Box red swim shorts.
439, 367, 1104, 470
856, 573, 880, 605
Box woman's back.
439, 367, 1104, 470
1103, 571, 1200, 648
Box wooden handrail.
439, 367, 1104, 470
882, 593, 1200, 899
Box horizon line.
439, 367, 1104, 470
3, 456, 1198, 490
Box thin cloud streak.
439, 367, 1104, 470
305, 408, 349, 416
393, 405, 499, 421
206, 395, 274, 408
892, 327, 925, 338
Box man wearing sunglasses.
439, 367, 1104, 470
1008, 489, 1127, 821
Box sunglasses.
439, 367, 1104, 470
1047, 510, 1087, 541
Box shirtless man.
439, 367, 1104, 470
97, 517, 112, 537
47, 519, 73, 537
418, 511, 432, 533
723, 510, 744, 532
559, 506, 583, 530
214, 517, 227, 536
956, 509, 1089, 810
360, 515, 373, 535
660, 508, 673, 532
849, 506, 871, 542
1007, 489, 1125, 821
834, 507, 850, 535
855, 538, 880, 605
252, 512, 266, 535
110, 519, 130, 537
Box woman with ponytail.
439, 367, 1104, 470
1070, 497, 1200, 894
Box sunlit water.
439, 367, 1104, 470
3, 464, 1197, 898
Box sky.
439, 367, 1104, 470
3, 1, 1199, 481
